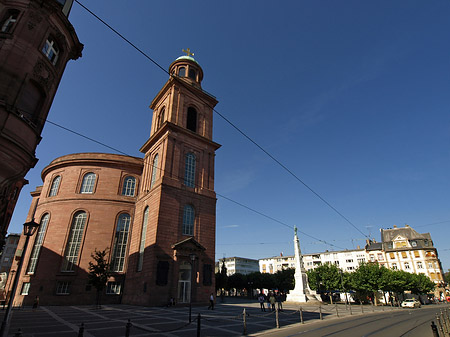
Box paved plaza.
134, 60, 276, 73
0, 299, 421, 336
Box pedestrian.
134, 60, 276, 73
269, 293, 276, 311
32, 295, 39, 311
267, 292, 271, 310
258, 293, 266, 312
208, 293, 214, 310
276, 292, 283, 311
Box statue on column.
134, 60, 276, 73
286, 226, 321, 303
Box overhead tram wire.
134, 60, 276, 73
43, 117, 343, 251
73, 0, 369, 239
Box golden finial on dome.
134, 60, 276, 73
182, 48, 194, 57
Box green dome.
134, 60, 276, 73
175, 55, 199, 65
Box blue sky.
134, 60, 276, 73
9, 1, 450, 270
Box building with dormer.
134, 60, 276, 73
11, 53, 219, 307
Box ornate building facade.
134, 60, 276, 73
11, 54, 219, 306
0, 0, 83, 249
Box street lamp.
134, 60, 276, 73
0, 219, 39, 337
188, 253, 196, 323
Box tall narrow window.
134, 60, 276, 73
62, 211, 87, 271
187, 107, 197, 132
188, 68, 196, 80
137, 207, 149, 272
184, 153, 196, 188
48, 176, 61, 197
1, 10, 19, 33
178, 67, 186, 77
182, 205, 194, 236
110, 213, 131, 272
42, 38, 59, 65
121, 176, 136, 196
150, 154, 159, 188
158, 108, 165, 128
27, 213, 50, 273
80, 172, 96, 193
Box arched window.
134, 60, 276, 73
187, 107, 197, 132
1, 9, 19, 33
150, 154, 159, 188
62, 211, 87, 271
158, 108, 165, 128
42, 37, 60, 65
184, 153, 196, 188
137, 207, 149, 272
27, 213, 50, 273
48, 175, 61, 197
80, 172, 96, 193
188, 68, 196, 80
122, 176, 136, 196
110, 213, 131, 272
182, 205, 194, 236
178, 67, 186, 77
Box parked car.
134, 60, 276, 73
401, 299, 421, 308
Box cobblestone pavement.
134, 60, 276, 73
0, 299, 434, 337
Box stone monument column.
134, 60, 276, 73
286, 226, 321, 303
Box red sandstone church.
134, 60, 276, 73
11, 54, 220, 306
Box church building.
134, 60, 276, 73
11, 53, 220, 306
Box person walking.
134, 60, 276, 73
258, 293, 266, 312
208, 293, 214, 310
32, 296, 39, 311
276, 292, 283, 311
269, 293, 276, 311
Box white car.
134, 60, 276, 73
401, 299, 421, 308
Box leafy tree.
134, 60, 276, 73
306, 263, 341, 304
351, 262, 384, 305
88, 248, 111, 308
409, 273, 435, 295
228, 273, 247, 292
273, 268, 295, 292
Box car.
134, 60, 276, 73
401, 299, 421, 308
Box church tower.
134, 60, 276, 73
124, 52, 220, 306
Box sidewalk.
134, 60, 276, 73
0, 298, 411, 336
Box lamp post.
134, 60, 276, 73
188, 253, 196, 323
0, 219, 39, 337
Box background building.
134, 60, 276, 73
217, 257, 259, 276
0, 233, 19, 273
0, 0, 82, 250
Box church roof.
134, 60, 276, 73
175, 55, 199, 65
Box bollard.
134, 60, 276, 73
125, 319, 132, 337
382, 304, 384, 311
13, 328, 22, 337
349, 301, 352, 315
243, 308, 247, 336
371, 302, 375, 313
335, 304, 339, 318
77, 323, 84, 337
197, 313, 201, 337
319, 304, 323, 320
300, 307, 304, 324
441, 310, 449, 334
437, 316, 444, 335
276, 308, 280, 328
431, 321, 439, 337
361, 302, 364, 313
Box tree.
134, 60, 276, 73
215, 260, 228, 295
409, 273, 435, 295
351, 262, 384, 305
306, 263, 341, 304
88, 248, 111, 308
273, 268, 295, 292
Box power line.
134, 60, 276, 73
73, 0, 370, 239
44, 118, 344, 251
